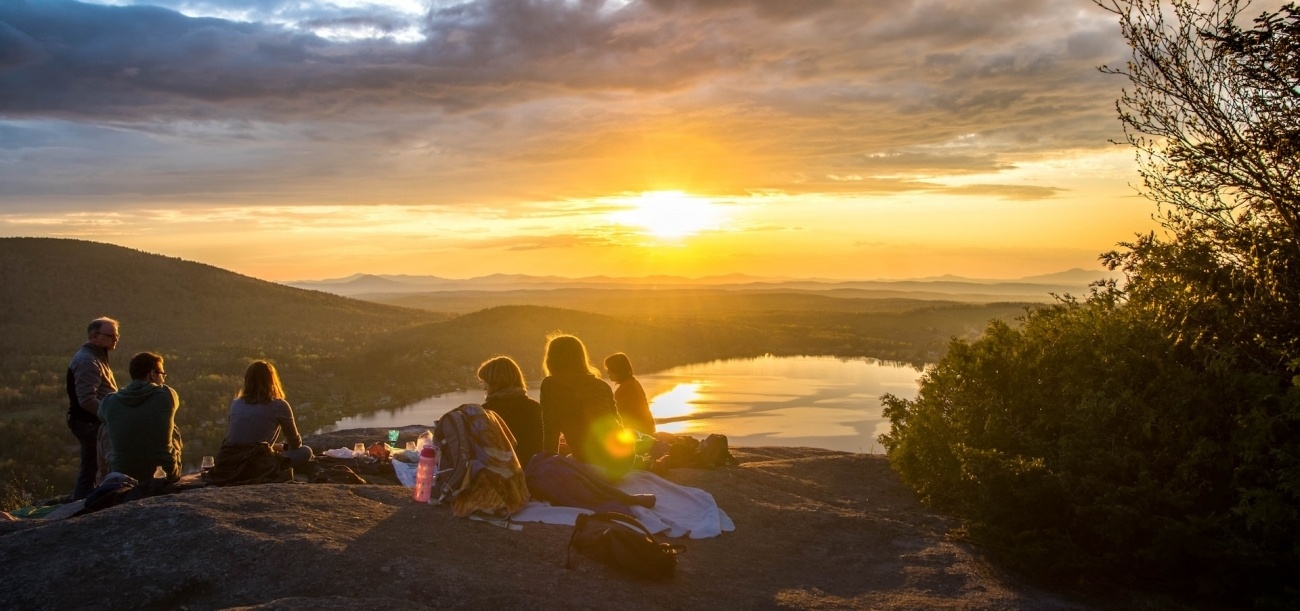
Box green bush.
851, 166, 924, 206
880, 289, 1300, 605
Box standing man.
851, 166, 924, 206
66, 317, 119, 500
98, 352, 182, 483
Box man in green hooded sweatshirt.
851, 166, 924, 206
98, 352, 183, 482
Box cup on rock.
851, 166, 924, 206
353, 443, 366, 458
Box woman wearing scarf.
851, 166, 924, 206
477, 356, 543, 469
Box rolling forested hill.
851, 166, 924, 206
0, 237, 450, 412
0, 238, 448, 499
0, 237, 440, 355
0, 238, 1035, 506
366, 288, 990, 316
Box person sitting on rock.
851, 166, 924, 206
223, 360, 313, 469
97, 352, 183, 482
477, 355, 543, 469
603, 352, 655, 436
540, 334, 635, 480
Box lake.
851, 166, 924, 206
319, 355, 924, 454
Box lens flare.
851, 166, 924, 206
604, 428, 636, 458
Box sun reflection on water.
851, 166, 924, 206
648, 383, 702, 426
327, 356, 923, 454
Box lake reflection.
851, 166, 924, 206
640, 356, 922, 453
319, 355, 923, 454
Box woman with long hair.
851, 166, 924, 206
477, 355, 543, 468
539, 334, 634, 478
603, 352, 655, 435
224, 360, 313, 468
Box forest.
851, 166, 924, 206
0, 237, 1033, 510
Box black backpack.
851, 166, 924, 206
694, 434, 736, 468
566, 511, 685, 581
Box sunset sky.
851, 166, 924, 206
0, 0, 1165, 281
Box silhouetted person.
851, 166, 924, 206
98, 352, 183, 482
540, 334, 634, 479
604, 352, 655, 435
224, 360, 313, 468
66, 317, 119, 500
478, 356, 543, 468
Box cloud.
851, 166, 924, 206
1, 0, 1126, 119
939, 183, 1064, 201
0, 0, 1133, 213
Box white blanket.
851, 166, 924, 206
510, 470, 735, 539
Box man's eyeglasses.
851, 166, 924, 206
153, 370, 167, 378
94, 332, 120, 339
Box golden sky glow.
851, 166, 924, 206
0, 0, 1178, 281
608, 191, 726, 240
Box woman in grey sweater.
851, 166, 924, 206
224, 360, 313, 468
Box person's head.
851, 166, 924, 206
87, 317, 120, 351
603, 352, 635, 383
128, 352, 165, 384
543, 334, 598, 377
239, 360, 285, 404
477, 356, 527, 395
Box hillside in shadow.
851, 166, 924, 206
0, 238, 441, 355
0, 238, 446, 496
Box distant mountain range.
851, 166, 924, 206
284, 268, 1122, 298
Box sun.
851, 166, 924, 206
610, 191, 724, 239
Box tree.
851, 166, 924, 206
880, 2, 1300, 604
1099, 0, 1300, 240
1096, 0, 1300, 374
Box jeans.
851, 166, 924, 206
282, 444, 314, 469
68, 418, 101, 500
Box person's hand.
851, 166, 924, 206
273, 443, 285, 452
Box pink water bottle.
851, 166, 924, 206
413, 445, 438, 503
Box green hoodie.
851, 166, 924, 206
98, 379, 183, 482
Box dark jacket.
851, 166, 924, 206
98, 379, 182, 482
203, 443, 293, 486
66, 343, 116, 424
483, 390, 543, 468
540, 373, 631, 477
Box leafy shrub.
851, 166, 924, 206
880, 289, 1300, 605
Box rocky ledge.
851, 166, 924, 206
0, 439, 1086, 610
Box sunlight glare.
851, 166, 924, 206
649, 383, 702, 420
610, 191, 724, 239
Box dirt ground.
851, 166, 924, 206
0, 438, 1091, 610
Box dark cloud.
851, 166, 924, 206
0, 0, 1129, 120
643, 0, 842, 21
0, 0, 1135, 209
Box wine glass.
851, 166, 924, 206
353, 442, 366, 457
200, 456, 215, 471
